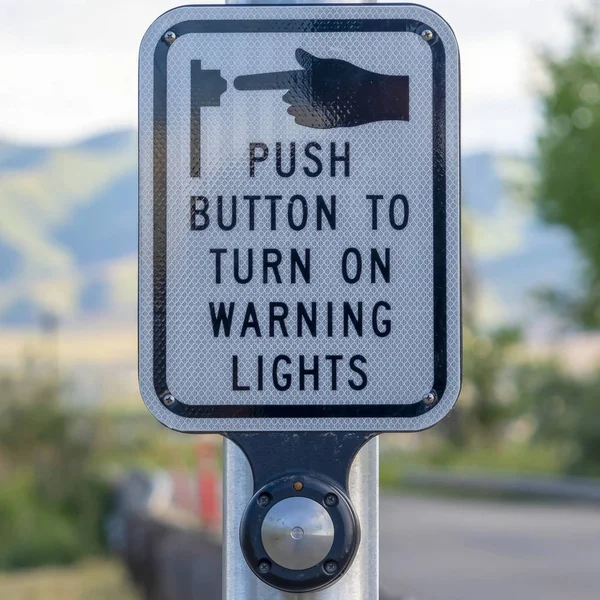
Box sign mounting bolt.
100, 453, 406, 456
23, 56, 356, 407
163, 393, 176, 407
324, 493, 338, 507
164, 31, 177, 45
324, 560, 338, 575
421, 29, 434, 42
257, 493, 271, 507
423, 391, 437, 406
258, 560, 271, 574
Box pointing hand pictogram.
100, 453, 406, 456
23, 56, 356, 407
234, 48, 409, 129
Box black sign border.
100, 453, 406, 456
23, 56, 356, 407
149, 16, 448, 421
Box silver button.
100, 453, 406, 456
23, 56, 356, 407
261, 497, 335, 570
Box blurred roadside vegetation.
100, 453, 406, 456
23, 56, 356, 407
0, 356, 196, 574
383, 4, 600, 485
382, 327, 600, 485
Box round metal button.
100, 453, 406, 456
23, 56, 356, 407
261, 497, 335, 570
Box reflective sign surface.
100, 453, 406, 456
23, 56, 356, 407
138, 4, 461, 432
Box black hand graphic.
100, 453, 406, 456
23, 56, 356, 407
234, 49, 409, 129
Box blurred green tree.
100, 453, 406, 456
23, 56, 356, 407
0, 358, 198, 571
0, 371, 112, 569
530, 2, 600, 473
515, 360, 600, 476
438, 326, 522, 449
535, 6, 600, 327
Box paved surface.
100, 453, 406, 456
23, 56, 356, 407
380, 494, 600, 600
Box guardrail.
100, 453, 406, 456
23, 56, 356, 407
121, 513, 222, 600
111, 471, 405, 599
402, 469, 600, 503
108, 472, 222, 600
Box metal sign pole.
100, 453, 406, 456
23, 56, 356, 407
220, 1, 379, 597
223, 437, 379, 600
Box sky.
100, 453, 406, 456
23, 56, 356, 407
0, 0, 590, 153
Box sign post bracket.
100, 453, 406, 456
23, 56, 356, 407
225, 430, 376, 592
223, 435, 380, 599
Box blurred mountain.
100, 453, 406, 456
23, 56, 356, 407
0, 131, 582, 334
0, 130, 137, 327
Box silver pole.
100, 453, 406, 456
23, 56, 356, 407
223, 438, 379, 600
222, 1, 378, 598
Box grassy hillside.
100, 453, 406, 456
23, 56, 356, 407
0, 131, 137, 326
0, 559, 137, 599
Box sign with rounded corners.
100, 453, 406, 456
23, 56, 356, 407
138, 3, 461, 432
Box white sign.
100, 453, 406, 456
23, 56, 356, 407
138, 4, 461, 432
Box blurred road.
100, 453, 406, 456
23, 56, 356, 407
380, 494, 600, 600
